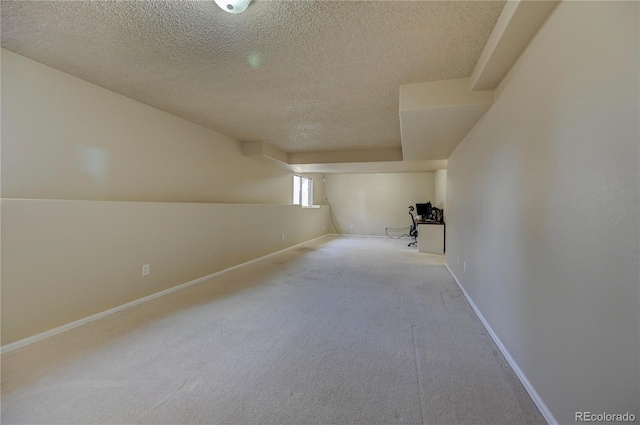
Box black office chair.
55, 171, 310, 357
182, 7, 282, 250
408, 206, 418, 247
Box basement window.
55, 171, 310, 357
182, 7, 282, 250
293, 174, 312, 207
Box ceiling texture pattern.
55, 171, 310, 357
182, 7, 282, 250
1, 0, 505, 157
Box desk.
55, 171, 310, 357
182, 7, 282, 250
417, 222, 445, 254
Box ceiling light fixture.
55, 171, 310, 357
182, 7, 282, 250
214, 0, 251, 14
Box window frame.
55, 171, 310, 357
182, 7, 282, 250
293, 174, 313, 207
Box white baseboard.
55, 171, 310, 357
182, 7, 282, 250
1, 234, 331, 355
444, 263, 557, 425
335, 233, 393, 238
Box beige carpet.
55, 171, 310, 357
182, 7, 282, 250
1, 236, 545, 424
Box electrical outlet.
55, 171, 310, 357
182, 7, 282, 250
322, 225, 325, 230
142, 264, 150, 276
282, 234, 285, 240
463, 261, 466, 272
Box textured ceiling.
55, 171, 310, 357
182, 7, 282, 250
1, 0, 505, 153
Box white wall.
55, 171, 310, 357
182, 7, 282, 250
446, 2, 639, 423
1, 49, 292, 203
434, 169, 447, 211
324, 173, 435, 236
1, 49, 330, 346
1, 200, 329, 345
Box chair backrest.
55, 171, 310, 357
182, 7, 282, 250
408, 206, 417, 237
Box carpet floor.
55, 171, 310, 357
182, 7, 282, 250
1, 236, 545, 424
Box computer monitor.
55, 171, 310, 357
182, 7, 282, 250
416, 202, 432, 219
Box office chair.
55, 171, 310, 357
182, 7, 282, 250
408, 206, 418, 247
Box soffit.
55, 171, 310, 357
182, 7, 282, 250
399, 78, 494, 161
296, 160, 448, 175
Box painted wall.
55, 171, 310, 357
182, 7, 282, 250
1, 49, 292, 204
1, 49, 330, 346
446, 2, 639, 423
434, 169, 447, 211
1, 200, 329, 345
324, 173, 435, 236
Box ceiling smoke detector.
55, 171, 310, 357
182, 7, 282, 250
214, 0, 251, 14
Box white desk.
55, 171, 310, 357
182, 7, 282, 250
417, 222, 445, 254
